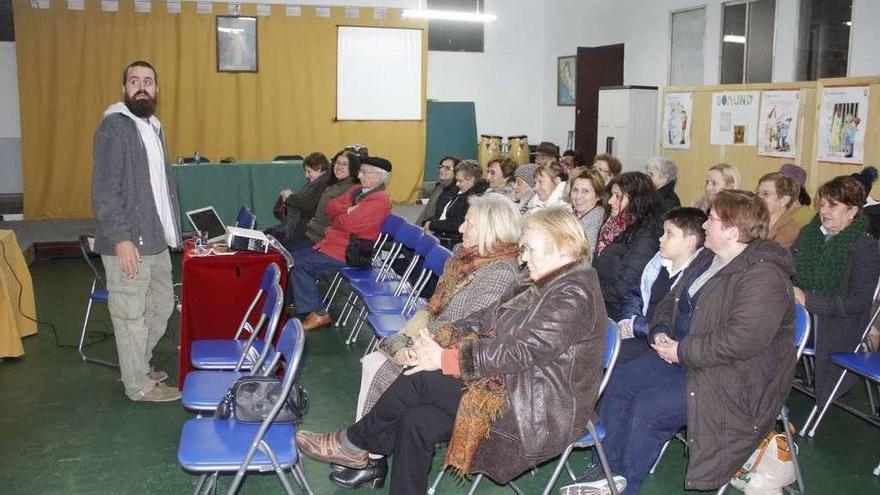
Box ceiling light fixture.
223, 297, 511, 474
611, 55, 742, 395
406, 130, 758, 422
401, 9, 496, 23
723, 35, 746, 44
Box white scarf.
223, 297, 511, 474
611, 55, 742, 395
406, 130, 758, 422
104, 102, 178, 248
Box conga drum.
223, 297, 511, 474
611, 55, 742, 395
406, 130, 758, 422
478, 135, 503, 169
507, 135, 529, 165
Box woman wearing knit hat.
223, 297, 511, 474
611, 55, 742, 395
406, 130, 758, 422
513, 163, 539, 214
851, 166, 879, 239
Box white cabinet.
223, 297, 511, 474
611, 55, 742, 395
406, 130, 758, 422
597, 86, 658, 172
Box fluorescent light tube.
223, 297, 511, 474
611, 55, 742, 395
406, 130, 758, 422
401, 9, 496, 22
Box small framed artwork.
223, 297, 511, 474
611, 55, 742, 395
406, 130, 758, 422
557, 55, 576, 106
216, 16, 258, 72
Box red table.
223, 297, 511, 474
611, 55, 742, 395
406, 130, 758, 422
178, 243, 287, 388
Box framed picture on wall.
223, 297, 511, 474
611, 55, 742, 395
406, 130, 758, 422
216, 16, 258, 72
557, 56, 576, 106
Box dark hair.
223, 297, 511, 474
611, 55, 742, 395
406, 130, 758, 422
303, 152, 330, 172
439, 155, 462, 168
331, 150, 361, 184
593, 153, 623, 176
608, 171, 663, 226
662, 207, 708, 245
487, 156, 518, 180
122, 60, 157, 85
798, 188, 812, 206
818, 176, 866, 210
712, 190, 769, 243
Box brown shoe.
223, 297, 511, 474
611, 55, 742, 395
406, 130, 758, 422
302, 312, 333, 331
147, 369, 168, 382
135, 383, 181, 402
296, 429, 368, 469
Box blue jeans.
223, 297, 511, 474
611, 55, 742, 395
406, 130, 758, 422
289, 248, 345, 314
599, 351, 687, 494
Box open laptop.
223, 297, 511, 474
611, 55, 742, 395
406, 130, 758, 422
185, 206, 228, 244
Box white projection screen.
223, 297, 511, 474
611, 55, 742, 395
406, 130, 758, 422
337, 26, 423, 120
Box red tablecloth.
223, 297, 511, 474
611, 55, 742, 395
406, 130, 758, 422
178, 244, 287, 388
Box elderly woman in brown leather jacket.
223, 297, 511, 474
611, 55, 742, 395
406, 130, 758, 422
295, 207, 607, 494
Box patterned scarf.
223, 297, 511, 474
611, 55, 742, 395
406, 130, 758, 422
427, 244, 519, 316
433, 324, 507, 477
596, 212, 635, 255
793, 215, 868, 296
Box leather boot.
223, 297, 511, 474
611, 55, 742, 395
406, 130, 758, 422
329, 457, 388, 490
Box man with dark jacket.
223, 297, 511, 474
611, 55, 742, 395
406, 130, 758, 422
645, 156, 681, 213
92, 61, 181, 402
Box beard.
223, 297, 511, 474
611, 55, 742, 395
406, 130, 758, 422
124, 91, 157, 118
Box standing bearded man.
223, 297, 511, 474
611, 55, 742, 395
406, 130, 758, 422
92, 60, 181, 402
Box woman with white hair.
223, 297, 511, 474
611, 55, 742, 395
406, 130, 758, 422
329, 193, 521, 489
645, 156, 680, 213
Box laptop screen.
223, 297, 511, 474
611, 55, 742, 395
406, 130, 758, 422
186, 207, 227, 242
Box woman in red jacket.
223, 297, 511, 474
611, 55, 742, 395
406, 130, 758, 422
291, 156, 392, 331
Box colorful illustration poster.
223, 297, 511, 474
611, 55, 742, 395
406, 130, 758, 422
710, 91, 760, 146
817, 86, 870, 164
758, 90, 800, 158
662, 92, 693, 150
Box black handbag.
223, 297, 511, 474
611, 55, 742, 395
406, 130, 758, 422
215, 376, 308, 423
345, 234, 374, 268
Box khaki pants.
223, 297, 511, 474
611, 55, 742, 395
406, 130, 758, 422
102, 249, 174, 399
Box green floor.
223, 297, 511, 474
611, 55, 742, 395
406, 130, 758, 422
1, 255, 879, 494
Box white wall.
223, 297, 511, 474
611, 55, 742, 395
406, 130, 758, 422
0, 41, 23, 195
850, 0, 880, 77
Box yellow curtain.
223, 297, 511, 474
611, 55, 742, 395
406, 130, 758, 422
14, 1, 427, 219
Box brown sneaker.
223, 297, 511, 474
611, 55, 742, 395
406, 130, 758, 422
147, 369, 169, 382
302, 312, 333, 331
296, 429, 368, 468
135, 383, 181, 402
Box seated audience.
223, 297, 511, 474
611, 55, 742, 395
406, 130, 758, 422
563, 190, 797, 495
331, 194, 521, 490
851, 166, 879, 239
779, 163, 815, 226
513, 163, 539, 214
792, 175, 880, 408
297, 207, 606, 495
485, 156, 518, 201
593, 172, 664, 320
267, 152, 332, 241
593, 153, 623, 183
425, 159, 488, 248
757, 172, 802, 248
615, 207, 707, 364
415, 155, 461, 227
534, 141, 560, 166
694, 162, 741, 212
561, 149, 587, 177
644, 156, 680, 213
533, 161, 569, 208
290, 156, 392, 330
284, 150, 360, 252
568, 169, 606, 253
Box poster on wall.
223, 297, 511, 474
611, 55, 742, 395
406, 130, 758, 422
710, 91, 760, 146
662, 92, 693, 150
557, 56, 576, 106
757, 90, 800, 158
817, 86, 870, 164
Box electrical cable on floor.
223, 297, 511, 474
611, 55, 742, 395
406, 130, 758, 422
0, 240, 77, 348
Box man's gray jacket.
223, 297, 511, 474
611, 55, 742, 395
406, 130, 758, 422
92, 113, 180, 255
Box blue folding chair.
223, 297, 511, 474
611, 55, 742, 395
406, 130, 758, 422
190, 263, 282, 371
234, 205, 256, 229
178, 318, 314, 495
428, 319, 621, 495
358, 244, 451, 352
77, 234, 118, 368
336, 223, 425, 328
182, 283, 285, 412
651, 304, 810, 495
323, 214, 406, 310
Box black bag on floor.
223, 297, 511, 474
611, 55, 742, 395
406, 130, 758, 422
345, 234, 374, 268
215, 376, 308, 423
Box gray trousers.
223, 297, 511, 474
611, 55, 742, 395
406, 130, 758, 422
101, 249, 174, 399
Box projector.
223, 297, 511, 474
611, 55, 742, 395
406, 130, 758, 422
226, 226, 269, 253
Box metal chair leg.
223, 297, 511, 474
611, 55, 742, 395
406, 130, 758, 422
587, 420, 619, 495
336, 293, 356, 327
716, 482, 728, 494
650, 440, 670, 474
873, 458, 880, 476
293, 459, 315, 495
466, 473, 484, 495
193, 473, 209, 495
800, 405, 818, 437
781, 408, 805, 494
427, 466, 446, 495
78, 295, 119, 368
806, 369, 851, 437
540, 444, 573, 495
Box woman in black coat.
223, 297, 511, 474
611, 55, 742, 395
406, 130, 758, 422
593, 172, 664, 320
425, 159, 489, 248
792, 175, 880, 407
